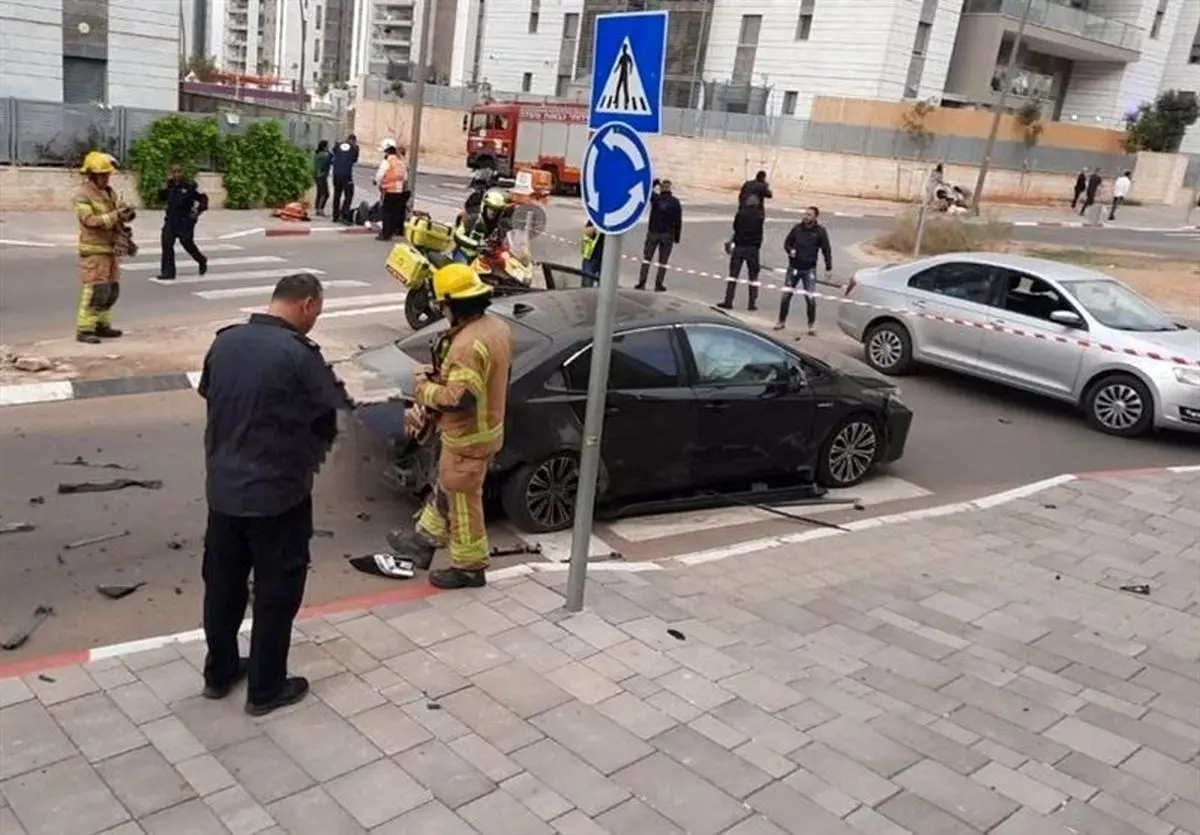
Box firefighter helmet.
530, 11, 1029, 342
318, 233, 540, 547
80, 150, 117, 175
432, 262, 493, 302
379, 137, 397, 152
482, 188, 507, 211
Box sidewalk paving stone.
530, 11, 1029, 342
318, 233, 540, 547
2, 470, 1198, 834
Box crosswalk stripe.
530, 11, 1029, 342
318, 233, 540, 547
149, 268, 326, 285
195, 280, 370, 300
318, 304, 407, 320
124, 255, 285, 273
238, 292, 406, 313
132, 243, 245, 256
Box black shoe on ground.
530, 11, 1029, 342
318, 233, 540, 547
245, 676, 310, 717
76, 332, 101, 344
653, 285, 667, 292
716, 302, 733, 310
634, 283, 646, 290
375, 235, 392, 242
386, 529, 437, 571
154, 275, 175, 281
198, 258, 208, 276
203, 658, 248, 699
95, 325, 123, 339
429, 568, 486, 590
747, 303, 758, 312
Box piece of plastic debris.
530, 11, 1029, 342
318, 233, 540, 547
58, 479, 162, 494
166, 540, 184, 550
666, 629, 686, 641
348, 553, 415, 579
0, 522, 35, 535
54, 455, 136, 471
2, 605, 54, 651
1119, 584, 1151, 595
29, 496, 45, 505
97, 582, 145, 600
314, 529, 335, 538
65, 530, 131, 550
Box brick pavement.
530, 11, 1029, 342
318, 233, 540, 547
2, 470, 1198, 835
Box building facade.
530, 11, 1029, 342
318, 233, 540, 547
0, 0, 180, 110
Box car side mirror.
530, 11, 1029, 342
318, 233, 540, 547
1049, 310, 1084, 328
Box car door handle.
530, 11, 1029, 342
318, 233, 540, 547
910, 300, 927, 310
987, 317, 1006, 326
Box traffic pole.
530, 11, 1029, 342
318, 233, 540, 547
565, 233, 624, 612
406, 0, 436, 201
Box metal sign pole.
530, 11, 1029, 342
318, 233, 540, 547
565, 234, 624, 612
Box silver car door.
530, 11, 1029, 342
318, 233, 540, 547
903, 262, 996, 371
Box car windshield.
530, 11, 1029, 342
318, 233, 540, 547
1062, 279, 1178, 332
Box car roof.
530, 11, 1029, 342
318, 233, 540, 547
489, 289, 736, 339
918, 252, 1118, 284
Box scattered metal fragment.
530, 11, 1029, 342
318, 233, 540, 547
0, 522, 35, 535
97, 582, 145, 600
587, 551, 624, 563
314, 529, 335, 538
355, 512, 372, 521
54, 455, 136, 471
28, 496, 45, 505
2, 605, 54, 651
666, 628, 686, 641
166, 540, 184, 550
58, 479, 162, 494
37, 673, 55, 683
426, 702, 442, 710
65, 529, 131, 550
1119, 584, 1151, 595
490, 542, 543, 558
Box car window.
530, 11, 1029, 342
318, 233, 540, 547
907, 262, 995, 304
683, 325, 791, 386
563, 327, 682, 390
1064, 279, 1179, 332
995, 269, 1076, 322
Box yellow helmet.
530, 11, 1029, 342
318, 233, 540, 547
432, 263, 493, 302
482, 188, 507, 211
80, 150, 117, 175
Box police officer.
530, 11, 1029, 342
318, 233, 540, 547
75, 151, 136, 344
330, 133, 359, 223
373, 138, 408, 242
386, 263, 514, 590
198, 273, 351, 716
156, 165, 209, 281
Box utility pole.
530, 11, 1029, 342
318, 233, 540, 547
297, 0, 309, 111
407, 0, 436, 201
970, 0, 1034, 215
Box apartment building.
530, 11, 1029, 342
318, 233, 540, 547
0, 0, 180, 110
214, 0, 355, 88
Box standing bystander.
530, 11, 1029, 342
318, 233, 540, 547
330, 134, 359, 223
313, 140, 332, 216
635, 179, 682, 292
718, 197, 765, 311
777, 206, 832, 334
1080, 169, 1102, 217
1109, 170, 1132, 221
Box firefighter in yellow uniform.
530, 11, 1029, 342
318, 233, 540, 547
75, 151, 136, 344
386, 263, 514, 589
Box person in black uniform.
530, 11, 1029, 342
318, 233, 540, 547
718, 197, 765, 311
635, 179, 682, 292
156, 165, 208, 281
738, 170, 773, 215
330, 134, 359, 223
198, 273, 351, 716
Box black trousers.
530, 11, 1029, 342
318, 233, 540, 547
722, 245, 761, 307
332, 174, 355, 222
379, 191, 408, 240
203, 496, 312, 705
1080, 194, 1097, 215
160, 220, 205, 279
636, 231, 674, 289
1108, 196, 1123, 220
315, 176, 330, 213
1070, 188, 1084, 209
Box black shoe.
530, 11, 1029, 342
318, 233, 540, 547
203, 658, 248, 700
386, 529, 437, 571
245, 676, 310, 717
429, 568, 486, 590
375, 235, 392, 242
95, 325, 123, 339
154, 275, 175, 281
716, 302, 733, 310
747, 304, 758, 312
634, 283, 646, 290
76, 332, 101, 344
653, 285, 667, 292
198, 258, 208, 276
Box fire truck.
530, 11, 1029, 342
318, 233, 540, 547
464, 100, 590, 195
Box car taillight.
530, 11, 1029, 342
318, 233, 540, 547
844, 276, 857, 296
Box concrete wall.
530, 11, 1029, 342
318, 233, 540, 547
1160, 0, 1200, 155
0, 168, 226, 212
108, 0, 180, 111
1130, 150, 1194, 206
0, 0, 65, 102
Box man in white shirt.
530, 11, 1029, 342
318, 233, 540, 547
1109, 170, 1132, 221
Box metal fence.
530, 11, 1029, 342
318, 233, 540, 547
0, 98, 343, 169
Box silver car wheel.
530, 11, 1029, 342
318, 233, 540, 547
867, 330, 904, 370
828, 421, 878, 485
1092, 383, 1144, 431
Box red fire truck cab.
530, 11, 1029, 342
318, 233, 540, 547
465, 101, 590, 195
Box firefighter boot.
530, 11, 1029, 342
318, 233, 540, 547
385, 529, 437, 571
429, 567, 487, 590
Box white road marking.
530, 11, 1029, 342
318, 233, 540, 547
185, 371, 203, 389
315, 304, 406, 320
149, 268, 326, 285
125, 255, 285, 272
218, 228, 266, 239
238, 292, 407, 314
605, 475, 932, 542
0, 238, 59, 248
0, 381, 76, 407
195, 280, 370, 300
133, 243, 245, 256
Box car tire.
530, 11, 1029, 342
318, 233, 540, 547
500, 453, 581, 534
405, 283, 440, 331
1083, 373, 1155, 438
817, 414, 880, 488
863, 321, 914, 376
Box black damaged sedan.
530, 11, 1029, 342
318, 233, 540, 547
351, 289, 913, 533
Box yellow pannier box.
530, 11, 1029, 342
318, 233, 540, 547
385, 242, 431, 290
404, 214, 454, 252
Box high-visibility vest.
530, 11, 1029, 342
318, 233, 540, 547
581, 228, 598, 260
380, 156, 405, 193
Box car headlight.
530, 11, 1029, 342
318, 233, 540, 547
1173, 367, 1200, 387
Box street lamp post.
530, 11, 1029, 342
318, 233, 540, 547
407, 0, 436, 202
970, 0, 1035, 215
297, 0, 309, 112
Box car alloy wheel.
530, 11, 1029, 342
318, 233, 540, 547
866, 327, 906, 372
1092, 381, 1145, 432
827, 420, 878, 486
524, 454, 580, 531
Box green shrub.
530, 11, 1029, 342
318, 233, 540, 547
876, 212, 1012, 256
129, 115, 222, 207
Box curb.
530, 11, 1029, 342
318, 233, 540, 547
0, 370, 202, 408
3, 463, 1197, 681
262, 225, 377, 238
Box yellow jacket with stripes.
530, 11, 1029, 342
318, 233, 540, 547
74, 181, 121, 256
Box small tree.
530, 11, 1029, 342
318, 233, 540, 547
900, 99, 936, 160
1014, 98, 1044, 169
181, 54, 220, 82
1122, 90, 1199, 153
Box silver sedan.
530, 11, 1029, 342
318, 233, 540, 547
836, 252, 1200, 437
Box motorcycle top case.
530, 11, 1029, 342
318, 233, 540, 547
385, 242, 432, 290
404, 215, 454, 252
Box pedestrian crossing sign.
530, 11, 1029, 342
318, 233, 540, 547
589, 10, 668, 135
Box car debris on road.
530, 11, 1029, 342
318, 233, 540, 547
97, 582, 144, 600
0, 522, 35, 535
64, 529, 131, 550
2, 605, 54, 651
57, 478, 163, 494
54, 454, 137, 471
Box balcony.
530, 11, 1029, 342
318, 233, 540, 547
962, 0, 1141, 62
373, 26, 412, 47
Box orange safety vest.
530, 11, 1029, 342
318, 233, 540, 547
380, 156, 406, 193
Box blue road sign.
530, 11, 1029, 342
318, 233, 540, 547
589, 10, 668, 135
581, 122, 653, 236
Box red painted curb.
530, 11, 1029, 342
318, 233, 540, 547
264, 227, 313, 237
0, 650, 90, 680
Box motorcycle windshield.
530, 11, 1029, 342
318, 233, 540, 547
505, 229, 533, 264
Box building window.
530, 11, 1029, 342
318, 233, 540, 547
1150, 0, 1168, 39
795, 0, 814, 41
529, 0, 540, 34
522, 72, 533, 92
733, 15, 762, 84
782, 90, 798, 115
314, 5, 322, 29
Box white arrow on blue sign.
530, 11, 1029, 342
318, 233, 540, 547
581, 122, 653, 236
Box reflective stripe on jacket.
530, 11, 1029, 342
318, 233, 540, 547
379, 156, 406, 193
75, 182, 120, 256
581, 228, 598, 260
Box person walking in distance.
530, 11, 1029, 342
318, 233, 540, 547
1109, 170, 1132, 221
313, 140, 332, 217
198, 273, 352, 715
635, 179, 682, 292
373, 138, 408, 241
75, 151, 136, 344
718, 197, 765, 311
1080, 169, 1102, 217
777, 206, 832, 334
738, 170, 773, 215
156, 165, 209, 281
330, 134, 359, 223
1071, 168, 1087, 210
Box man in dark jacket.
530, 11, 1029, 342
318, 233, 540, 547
777, 206, 832, 334
1080, 169, 1102, 217
198, 273, 352, 717
635, 179, 682, 292
155, 165, 208, 281
1071, 169, 1087, 209
718, 198, 765, 310
330, 134, 359, 223
738, 170, 773, 214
